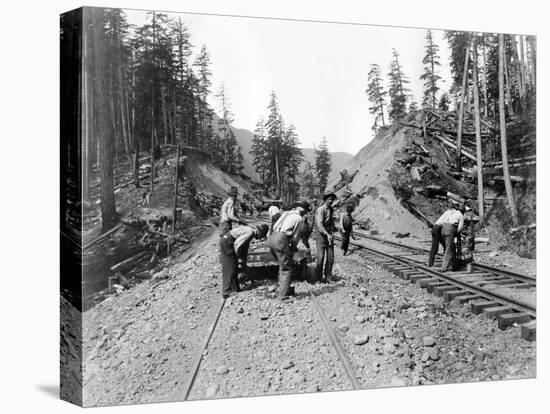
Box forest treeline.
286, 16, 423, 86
366, 29, 536, 226
61, 8, 333, 231
366, 30, 536, 131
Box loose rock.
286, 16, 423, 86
354, 334, 370, 346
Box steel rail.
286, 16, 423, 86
340, 236, 536, 317
307, 286, 361, 390
180, 298, 226, 400
351, 230, 536, 284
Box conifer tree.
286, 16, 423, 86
300, 161, 319, 198
365, 63, 387, 132
193, 45, 213, 149
387, 48, 410, 121
420, 30, 442, 108
315, 137, 332, 194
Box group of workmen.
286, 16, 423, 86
217, 186, 357, 301
217, 185, 467, 301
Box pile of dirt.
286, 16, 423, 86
327, 124, 427, 239
329, 110, 536, 263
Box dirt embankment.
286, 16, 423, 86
328, 113, 535, 275
80, 149, 259, 310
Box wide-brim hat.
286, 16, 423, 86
228, 186, 239, 197
295, 200, 311, 212
323, 192, 337, 201
256, 224, 269, 239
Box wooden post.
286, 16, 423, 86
422, 112, 427, 140
134, 143, 140, 188
481, 34, 489, 117
472, 36, 485, 226
498, 34, 519, 225
456, 37, 471, 172
150, 80, 155, 194
172, 143, 181, 235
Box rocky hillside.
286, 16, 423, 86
328, 124, 427, 239
329, 109, 536, 262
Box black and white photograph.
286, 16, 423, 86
56, 2, 538, 409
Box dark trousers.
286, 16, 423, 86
441, 224, 458, 270
266, 232, 293, 298
219, 220, 232, 237
315, 234, 334, 281
219, 234, 240, 296
428, 224, 445, 266
341, 231, 351, 254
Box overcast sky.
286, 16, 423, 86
124, 9, 453, 155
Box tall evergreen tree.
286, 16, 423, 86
420, 30, 442, 108
365, 64, 387, 133
250, 93, 303, 195
315, 137, 332, 194
387, 48, 410, 121
300, 161, 319, 198
193, 45, 213, 149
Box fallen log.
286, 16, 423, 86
83, 223, 123, 250
509, 223, 536, 234
146, 228, 190, 243
433, 134, 477, 162
110, 251, 150, 273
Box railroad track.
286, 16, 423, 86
178, 288, 363, 400
334, 233, 536, 341
255, 214, 535, 341
177, 218, 362, 399
177, 216, 534, 400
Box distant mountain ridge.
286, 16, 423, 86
225, 122, 354, 182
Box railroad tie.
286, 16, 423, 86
453, 294, 482, 304
498, 313, 532, 330
432, 285, 458, 297
521, 321, 536, 341
442, 289, 465, 302
482, 306, 513, 319
471, 300, 500, 314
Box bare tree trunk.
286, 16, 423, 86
456, 37, 471, 172
481, 34, 489, 117
472, 37, 485, 226
498, 34, 519, 225
161, 86, 169, 144
503, 45, 514, 116
519, 35, 527, 101
172, 143, 181, 235
93, 10, 117, 231
511, 35, 526, 112
172, 89, 177, 143
131, 49, 136, 147
116, 11, 131, 161
82, 24, 90, 202
134, 142, 140, 188
150, 80, 155, 193
527, 36, 536, 89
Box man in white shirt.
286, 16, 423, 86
219, 223, 269, 298
428, 203, 466, 271
219, 186, 245, 236
266, 201, 311, 300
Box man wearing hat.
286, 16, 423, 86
428, 202, 466, 272
315, 192, 337, 282
219, 186, 245, 236
219, 224, 269, 299
340, 203, 356, 256
266, 201, 311, 300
